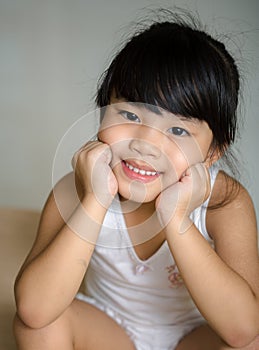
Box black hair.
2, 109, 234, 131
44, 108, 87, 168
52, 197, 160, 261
96, 11, 240, 156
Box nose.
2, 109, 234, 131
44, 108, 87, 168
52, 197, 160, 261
129, 126, 162, 159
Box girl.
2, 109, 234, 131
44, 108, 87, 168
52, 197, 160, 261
14, 11, 259, 350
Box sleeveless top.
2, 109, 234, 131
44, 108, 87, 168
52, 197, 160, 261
81, 165, 219, 328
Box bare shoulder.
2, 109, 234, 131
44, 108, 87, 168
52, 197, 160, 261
17, 172, 81, 274
207, 170, 257, 239
206, 170, 259, 290
207, 170, 257, 229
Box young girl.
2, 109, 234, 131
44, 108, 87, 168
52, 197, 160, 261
14, 11, 259, 350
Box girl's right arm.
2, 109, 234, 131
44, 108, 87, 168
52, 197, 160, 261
14, 141, 117, 329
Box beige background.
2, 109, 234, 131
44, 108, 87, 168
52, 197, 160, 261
1, 0, 258, 218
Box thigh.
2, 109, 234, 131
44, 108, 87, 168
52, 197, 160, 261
70, 298, 136, 350
176, 324, 224, 350
14, 311, 74, 350
14, 299, 135, 350
176, 324, 259, 350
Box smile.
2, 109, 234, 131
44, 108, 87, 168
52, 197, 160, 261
124, 161, 159, 176
121, 160, 161, 183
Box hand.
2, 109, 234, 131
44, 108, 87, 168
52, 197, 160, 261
72, 141, 118, 208
155, 163, 211, 232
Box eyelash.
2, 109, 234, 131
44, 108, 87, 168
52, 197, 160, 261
118, 110, 190, 136
119, 110, 140, 122
168, 127, 190, 136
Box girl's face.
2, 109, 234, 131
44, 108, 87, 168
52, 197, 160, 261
98, 97, 215, 203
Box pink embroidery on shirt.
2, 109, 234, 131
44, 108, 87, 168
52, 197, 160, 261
166, 265, 184, 288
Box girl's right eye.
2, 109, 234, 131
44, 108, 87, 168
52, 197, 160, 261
119, 110, 141, 123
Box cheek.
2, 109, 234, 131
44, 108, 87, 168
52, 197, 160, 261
98, 122, 131, 144
98, 127, 130, 169
164, 141, 205, 182
98, 127, 119, 146
167, 140, 206, 167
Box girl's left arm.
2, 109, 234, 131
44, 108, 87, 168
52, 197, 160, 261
165, 171, 259, 348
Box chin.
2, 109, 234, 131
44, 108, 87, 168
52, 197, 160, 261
118, 184, 159, 204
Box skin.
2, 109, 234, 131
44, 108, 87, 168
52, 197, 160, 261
98, 100, 213, 205
13, 97, 259, 349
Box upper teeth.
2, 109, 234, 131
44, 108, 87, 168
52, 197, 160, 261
125, 162, 158, 176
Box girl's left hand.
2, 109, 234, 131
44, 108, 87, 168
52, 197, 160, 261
155, 163, 211, 232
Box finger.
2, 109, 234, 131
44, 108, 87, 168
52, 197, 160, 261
195, 163, 211, 199
71, 141, 102, 169
196, 162, 210, 182
79, 140, 101, 152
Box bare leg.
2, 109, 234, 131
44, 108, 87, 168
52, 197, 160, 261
176, 324, 259, 350
14, 299, 136, 350
13, 307, 74, 350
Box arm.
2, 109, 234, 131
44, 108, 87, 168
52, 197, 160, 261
15, 142, 117, 329
157, 167, 259, 348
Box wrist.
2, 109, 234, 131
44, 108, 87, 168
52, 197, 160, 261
83, 188, 115, 211
67, 194, 108, 243
165, 215, 194, 236
80, 193, 110, 222
156, 204, 193, 234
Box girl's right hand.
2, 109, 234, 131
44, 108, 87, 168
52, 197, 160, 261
72, 141, 118, 208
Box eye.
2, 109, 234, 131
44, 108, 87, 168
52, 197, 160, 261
168, 127, 190, 136
119, 110, 141, 123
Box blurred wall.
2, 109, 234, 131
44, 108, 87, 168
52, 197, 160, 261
0, 0, 258, 218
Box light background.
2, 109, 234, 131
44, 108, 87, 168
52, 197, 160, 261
0, 0, 258, 219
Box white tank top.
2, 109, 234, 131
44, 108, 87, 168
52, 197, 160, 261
82, 165, 219, 327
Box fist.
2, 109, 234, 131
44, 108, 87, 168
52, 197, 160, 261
156, 163, 211, 231
72, 141, 118, 208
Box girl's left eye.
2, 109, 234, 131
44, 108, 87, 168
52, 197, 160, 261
168, 127, 190, 136
119, 111, 140, 122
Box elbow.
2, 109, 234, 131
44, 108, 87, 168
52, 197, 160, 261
14, 281, 54, 329
16, 299, 50, 329
15, 291, 52, 329
223, 322, 259, 348
218, 302, 259, 348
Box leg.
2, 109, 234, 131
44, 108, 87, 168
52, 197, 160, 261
176, 324, 259, 350
14, 298, 136, 350
13, 307, 74, 350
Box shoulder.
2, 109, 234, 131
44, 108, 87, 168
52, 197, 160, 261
206, 170, 257, 242
18, 172, 80, 271
50, 171, 83, 222
206, 171, 259, 294
208, 170, 241, 208
208, 170, 253, 210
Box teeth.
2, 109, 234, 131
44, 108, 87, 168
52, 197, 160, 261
125, 162, 158, 176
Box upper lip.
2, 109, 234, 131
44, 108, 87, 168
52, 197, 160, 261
123, 159, 161, 173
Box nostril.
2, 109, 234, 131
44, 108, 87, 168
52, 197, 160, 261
129, 139, 161, 159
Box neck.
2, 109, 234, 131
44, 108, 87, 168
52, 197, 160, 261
118, 194, 158, 229
119, 194, 164, 249
119, 194, 156, 216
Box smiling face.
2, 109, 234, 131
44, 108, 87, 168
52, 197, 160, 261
98, 97, 215, 204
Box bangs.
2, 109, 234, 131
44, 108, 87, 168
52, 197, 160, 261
96, 21, 239, 148
111, 38, 216, 121
97, 24, 225, 121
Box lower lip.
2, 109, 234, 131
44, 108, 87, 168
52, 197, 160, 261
121, 161, 160, 183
